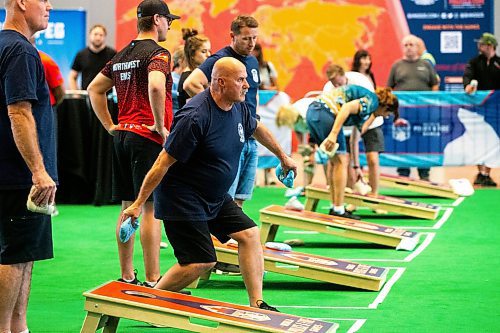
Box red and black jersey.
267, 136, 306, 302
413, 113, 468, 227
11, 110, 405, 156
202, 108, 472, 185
101, 39, 173, 145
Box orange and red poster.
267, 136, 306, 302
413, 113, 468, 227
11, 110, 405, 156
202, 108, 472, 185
116, 0, 408, 100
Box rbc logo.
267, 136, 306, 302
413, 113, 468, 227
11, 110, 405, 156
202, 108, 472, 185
392, 118, 411, 142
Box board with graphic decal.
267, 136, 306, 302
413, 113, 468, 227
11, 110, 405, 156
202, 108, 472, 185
259, 205, 419, 251
374, 173, 459, 199
81, 281, 338, 333
208, 238, 387, 291
304, 184, 439, 220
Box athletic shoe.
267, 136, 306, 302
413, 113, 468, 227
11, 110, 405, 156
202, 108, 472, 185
119, 217, 140, 243
213, 262, 241, 275
284, 196, 305, 211
482, 175, 497, 187
256, 300, 279, 312
473, 173, 485, 185
118, 269, 142, 285
329, 208, 361, 220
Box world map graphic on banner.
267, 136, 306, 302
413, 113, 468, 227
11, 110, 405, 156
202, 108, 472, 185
116, 0, 409, 100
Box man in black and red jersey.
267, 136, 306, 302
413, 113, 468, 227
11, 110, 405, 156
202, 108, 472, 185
88, 0, 179, 287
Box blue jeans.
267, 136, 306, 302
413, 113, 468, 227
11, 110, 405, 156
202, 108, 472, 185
305, 101, 347, 154
228, 138, 258, 200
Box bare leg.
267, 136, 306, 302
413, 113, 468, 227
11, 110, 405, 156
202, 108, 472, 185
230, 226, 263, 307
0, 263, 25, 333
332, 154, 349, 206
155, 262, 215, 291
10, 262, 33, 333
117, 201, 136, 281
366, 152, 380, 195
139, 201, 161, 282
234, 199, 244, 208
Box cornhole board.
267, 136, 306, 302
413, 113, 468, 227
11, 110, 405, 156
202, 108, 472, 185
305, 184, 440, 220
374, 173, 459, 199
260, 205, 419, 251
81, 281, 338, 333
196, 238, 387, 291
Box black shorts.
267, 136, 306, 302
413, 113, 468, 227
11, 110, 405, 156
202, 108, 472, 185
0, 189, 53, 264
162, 200, 257, 264
345, 127, 385, 154
112, 131, 162, 202
362, 126, 385, 153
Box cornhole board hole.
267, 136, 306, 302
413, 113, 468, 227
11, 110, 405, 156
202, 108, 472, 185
259, 205, 419, 251
81, 281, 339, 333
304, 184, 440, 220
375, 173, 459, 199
192, 238, 387, 291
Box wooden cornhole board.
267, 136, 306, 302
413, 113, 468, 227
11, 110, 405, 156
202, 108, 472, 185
259, 205, 419, 251
305, 184, 440, 220
193, 238, 388, 291
374, 173, 459, 199
81, 281, 338, 333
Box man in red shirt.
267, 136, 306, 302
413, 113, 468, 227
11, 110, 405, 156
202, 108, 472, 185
88, 0, 179, 287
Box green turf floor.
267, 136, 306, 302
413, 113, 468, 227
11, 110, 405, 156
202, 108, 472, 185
26, 187, 500, 332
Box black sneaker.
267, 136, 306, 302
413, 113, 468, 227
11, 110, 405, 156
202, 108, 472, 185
482, 175, 497, 187
474, 173, 485, 185
329, 208, 361, 220
213, 262, 241, 275
118, 269, 142, 285
256, 300, 279, 312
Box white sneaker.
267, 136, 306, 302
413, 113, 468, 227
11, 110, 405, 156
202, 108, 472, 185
285, 196, 305, 211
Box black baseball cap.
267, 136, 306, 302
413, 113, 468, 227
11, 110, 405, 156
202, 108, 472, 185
137, 0, 180, 20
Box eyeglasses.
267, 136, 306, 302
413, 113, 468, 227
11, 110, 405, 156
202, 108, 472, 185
159, 15, 173, 26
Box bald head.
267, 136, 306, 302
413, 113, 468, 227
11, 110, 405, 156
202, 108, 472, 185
212, 57, 246, 80
402, 34, 420, 61
210, 57, 250, 110
3, 0, 52, 38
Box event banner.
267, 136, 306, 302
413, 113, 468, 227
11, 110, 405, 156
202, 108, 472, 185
0, 9, 86, 84
373, 90, 500, 168
401, 0, 494, 91
116, 1, 493, 100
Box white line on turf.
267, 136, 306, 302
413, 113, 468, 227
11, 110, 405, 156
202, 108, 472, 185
403, 232, 435, 262
347, 319, 367, 333
283, 230, 320, 234
369, 267, 405, 308
342, 233, 434, 263
452, 196, 465, 207
395, 207, 453, 230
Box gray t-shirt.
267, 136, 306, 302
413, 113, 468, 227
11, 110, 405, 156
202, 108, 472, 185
387, 59, 437, 91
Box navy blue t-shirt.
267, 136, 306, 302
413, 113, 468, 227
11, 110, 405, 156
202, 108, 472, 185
0, 30, 58, 189
154, 89, 257, 221
198, 46, 260, 118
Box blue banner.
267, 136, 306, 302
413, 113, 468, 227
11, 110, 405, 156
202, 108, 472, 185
0, 9, 86, 85
370, 90, 500, 167
401, 0, 494, 91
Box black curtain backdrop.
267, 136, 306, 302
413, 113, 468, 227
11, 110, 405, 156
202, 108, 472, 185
56, 95, 118, 205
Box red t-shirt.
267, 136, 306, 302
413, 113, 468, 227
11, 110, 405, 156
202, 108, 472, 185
38, 51, 64, 106
101, 39, 173, 145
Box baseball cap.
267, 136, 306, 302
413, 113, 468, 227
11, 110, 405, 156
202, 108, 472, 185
475, 32, 497, 47
137, 0, 180, 20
